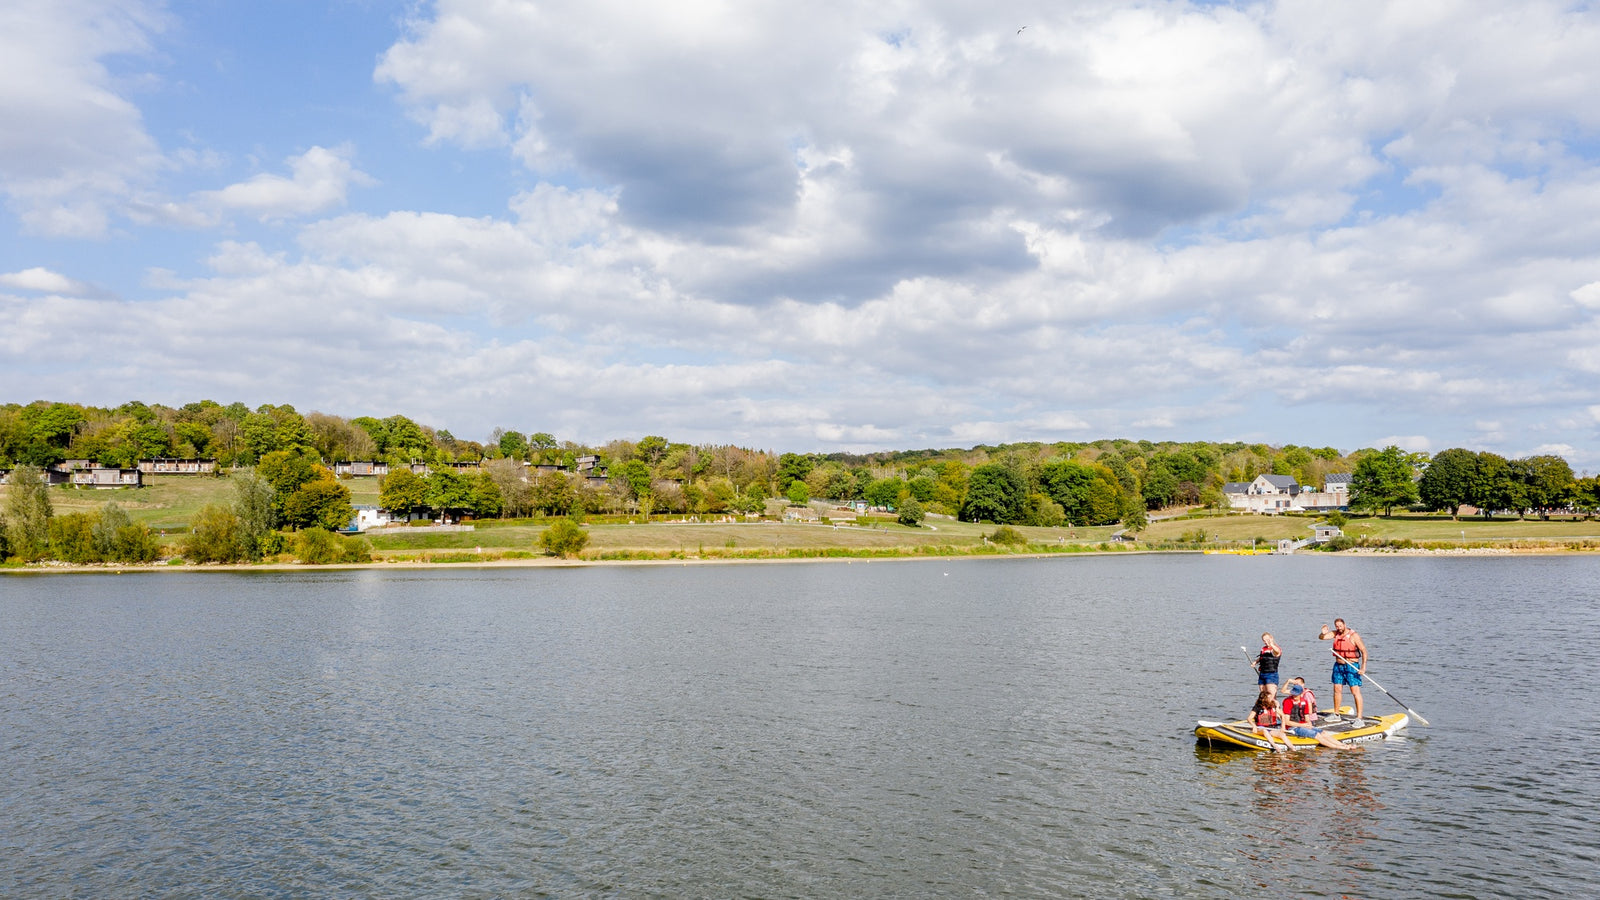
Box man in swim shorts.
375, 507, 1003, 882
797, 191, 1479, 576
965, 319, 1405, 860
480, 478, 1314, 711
1318, 618, 1367, 725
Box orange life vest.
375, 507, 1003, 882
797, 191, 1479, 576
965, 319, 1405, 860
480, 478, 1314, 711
1333, 630, 1360, 664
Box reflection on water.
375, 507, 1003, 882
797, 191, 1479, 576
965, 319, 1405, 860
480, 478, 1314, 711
2, 557, 1597, 897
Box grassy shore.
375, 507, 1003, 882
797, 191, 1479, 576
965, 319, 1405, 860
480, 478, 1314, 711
365, 516, 1123, 561
1139, 509, 1600, 545
5, 476, 1600, 567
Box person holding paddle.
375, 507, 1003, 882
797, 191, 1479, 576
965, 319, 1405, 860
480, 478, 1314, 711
1253, 632, 1283, 699
1318, 618, 1367, 725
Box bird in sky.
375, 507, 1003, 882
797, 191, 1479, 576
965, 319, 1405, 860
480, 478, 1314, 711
1017, 25, 1028, 33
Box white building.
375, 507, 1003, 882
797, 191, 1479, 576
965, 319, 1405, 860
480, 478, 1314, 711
1225, 474, 1351, 513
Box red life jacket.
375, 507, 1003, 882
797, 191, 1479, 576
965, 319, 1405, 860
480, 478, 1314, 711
1257, 644, 1280, 674
1252, 704, 1280, 728
1283, 690, 1317, 722
1333, 630, 1360, 664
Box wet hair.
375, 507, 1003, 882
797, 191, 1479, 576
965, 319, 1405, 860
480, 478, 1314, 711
1253, 687, 1274, 711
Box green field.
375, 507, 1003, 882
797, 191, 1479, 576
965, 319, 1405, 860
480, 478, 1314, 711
8, 473, 1600, 561
1140, 510, 1600, 546
366, 516, 1124, 559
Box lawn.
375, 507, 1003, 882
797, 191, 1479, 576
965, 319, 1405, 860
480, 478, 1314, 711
365, 515, 1123, 558
19, 474, 235, 532
12, 475, 1599, 559
1140, 510, 1600, 545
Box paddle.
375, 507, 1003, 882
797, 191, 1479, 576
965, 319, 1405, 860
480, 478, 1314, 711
1332, 650, 1430, 726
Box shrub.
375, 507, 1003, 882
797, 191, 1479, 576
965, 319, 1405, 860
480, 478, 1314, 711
539, 519, 590, 557
897, 499, 926, 527
184, 504, 244, 563
988, 525, 1026, 545
49, 513, 100, 563
340, 536, 373, 563
1324, 511, 1349, 527
293, 527, 343, 564
111, 523, 162, 563
259, 530, 291, 556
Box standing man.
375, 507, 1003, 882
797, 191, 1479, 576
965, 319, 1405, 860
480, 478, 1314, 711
1318, 618, 1367, 725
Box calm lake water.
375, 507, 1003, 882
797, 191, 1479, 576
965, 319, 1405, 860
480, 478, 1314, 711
3, 555, 1596, 897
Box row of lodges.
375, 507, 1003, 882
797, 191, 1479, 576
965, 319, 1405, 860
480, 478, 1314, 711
1221, 473, 1351, 513
2, 455, 615, 490
0, 458, 218, 488
333, 455, 609, 486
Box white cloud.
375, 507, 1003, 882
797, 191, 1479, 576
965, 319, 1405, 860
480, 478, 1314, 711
0, 267, 92, 295
0, 0, 167, 236
1374, 436, 1433, 453
198, 146, 373, 221
8, 1, 1600, 458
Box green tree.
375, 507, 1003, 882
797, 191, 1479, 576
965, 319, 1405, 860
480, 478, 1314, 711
5, 464, 54, 560
1469, 452, 1523, 517
906, 475, 936, 503
232, 472, 277, 559
776, 453, 814, 491
49, 512, 100, 563
539, 518, 590, 557
961, 464, 1027, 523
1025, 492, 1066, 527
92, 502, 131, 559
1573, 476, 1600, 513
528, 432, 558, 462
427, 468, 475, 519
1518, 454, 1575, 514
531, 471, 576, 517
1418, 448, 1477, 518
496, 429, 528, 459
636, 435, 669, 466
786, 480, 810, 505
184, 504, 244, 562
1349, 446, 1419, 516
897, 498, 926, 526
257, 449, 321, 518
1121, 498, 1148, 533
241, 404, 314, 460
380, 468, 430, 517
281, 477, 355, 531
864, 477, 904, 509
613, 459, 653, 503
933, 460, 969, 511
468, 470, 504, 518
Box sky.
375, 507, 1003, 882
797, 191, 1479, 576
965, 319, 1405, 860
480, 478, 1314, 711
4, 0, 1600, 466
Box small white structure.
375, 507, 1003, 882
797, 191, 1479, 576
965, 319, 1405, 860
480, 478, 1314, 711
1313, 524, 1344, 542
350, 505, 394, 531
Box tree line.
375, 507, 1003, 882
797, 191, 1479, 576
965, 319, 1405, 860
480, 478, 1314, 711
5, 399, 1598, 567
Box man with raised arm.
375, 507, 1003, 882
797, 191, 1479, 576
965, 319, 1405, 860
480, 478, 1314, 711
1318, 618, 1368, 725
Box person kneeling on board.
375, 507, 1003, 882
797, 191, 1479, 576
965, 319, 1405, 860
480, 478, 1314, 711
1281, 681, 1353, 751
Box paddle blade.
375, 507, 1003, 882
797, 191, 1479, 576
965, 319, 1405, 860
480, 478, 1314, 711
1408, 709, 1430, 726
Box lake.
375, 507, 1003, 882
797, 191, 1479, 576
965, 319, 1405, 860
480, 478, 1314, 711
2, 555, 1596, 897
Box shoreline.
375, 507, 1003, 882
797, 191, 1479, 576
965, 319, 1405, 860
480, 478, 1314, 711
4, 543, 1594, 575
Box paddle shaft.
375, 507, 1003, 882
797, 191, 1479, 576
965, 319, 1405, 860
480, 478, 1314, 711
1331, 649, 1430, 725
